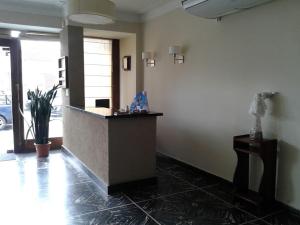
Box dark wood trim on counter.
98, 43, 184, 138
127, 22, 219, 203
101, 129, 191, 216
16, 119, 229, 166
65, 105, 163, 119
107, 177, 157, 194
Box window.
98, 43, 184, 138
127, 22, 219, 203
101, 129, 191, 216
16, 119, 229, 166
84, 38, 112, 108
21, 40, 62, 138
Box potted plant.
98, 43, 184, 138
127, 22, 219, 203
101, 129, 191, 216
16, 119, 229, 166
24, 85, 60, 157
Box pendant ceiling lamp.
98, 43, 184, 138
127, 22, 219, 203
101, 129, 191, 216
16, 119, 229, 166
66, 0, 116, 25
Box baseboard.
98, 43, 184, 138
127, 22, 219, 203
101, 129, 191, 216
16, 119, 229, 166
107, 177, 157, 194
61, 145, 109, 194
157, 151, 231, 185
61, 146, 157, 195
277, 201, 300, 217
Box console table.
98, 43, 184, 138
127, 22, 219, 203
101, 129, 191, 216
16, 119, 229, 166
233, 135, 277, 208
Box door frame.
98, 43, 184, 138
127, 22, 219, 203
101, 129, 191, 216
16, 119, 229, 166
0, 38, 24, 153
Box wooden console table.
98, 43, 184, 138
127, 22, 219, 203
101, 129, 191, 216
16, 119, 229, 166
233, 135, 277, 208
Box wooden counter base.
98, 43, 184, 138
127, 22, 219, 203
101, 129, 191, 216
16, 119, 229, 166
63, 106, 162, 194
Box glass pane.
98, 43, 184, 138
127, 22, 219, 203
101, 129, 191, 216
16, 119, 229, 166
85, 65, 111, 76
0, 46, 13, 153
84, 42, 112, 54
84, 38, 112, 108
84, 53, 111, 65
21, 40, 62, 139
85, 76, 111, 87
85, 87, 112, 98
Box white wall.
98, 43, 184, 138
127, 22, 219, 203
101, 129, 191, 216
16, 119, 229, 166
120, 35, 137, 108
143, 0, 300, 210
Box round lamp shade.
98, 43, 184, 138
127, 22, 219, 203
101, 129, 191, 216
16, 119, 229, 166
142, 52, 152, 60
67, 0, 116, 25
169, 45, 181, 55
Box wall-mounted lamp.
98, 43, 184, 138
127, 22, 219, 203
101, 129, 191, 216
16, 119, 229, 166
10, 30, 21, 38
169, 45, 184, 64
142, 51, 155, 67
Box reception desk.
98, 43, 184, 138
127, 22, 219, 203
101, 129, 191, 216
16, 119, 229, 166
62, 105, 163, 193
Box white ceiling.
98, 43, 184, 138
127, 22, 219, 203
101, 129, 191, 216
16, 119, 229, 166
0, 0, 175, 15
112, 0, 174, 14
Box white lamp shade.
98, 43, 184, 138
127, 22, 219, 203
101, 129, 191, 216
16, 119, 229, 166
142, 52, 152, 60
169, 45, 181, 55
11, 30, 21, 38
67, 0, 116, 25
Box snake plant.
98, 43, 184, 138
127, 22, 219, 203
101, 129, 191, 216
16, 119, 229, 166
25, 85, 60, 144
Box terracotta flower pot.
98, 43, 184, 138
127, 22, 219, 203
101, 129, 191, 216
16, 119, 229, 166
34, 142, 51, 158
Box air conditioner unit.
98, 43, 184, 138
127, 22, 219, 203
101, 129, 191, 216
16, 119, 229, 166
182, 0, 274, 19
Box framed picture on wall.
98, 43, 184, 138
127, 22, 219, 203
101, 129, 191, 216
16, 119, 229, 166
122, 56, 131, 71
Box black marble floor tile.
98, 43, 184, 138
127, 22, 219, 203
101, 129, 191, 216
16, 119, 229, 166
243, 219, 270, 225
1, 151, 298, 225
69, 204, 158, 225
157, 152, 222, 188
162, 164, 222, 188
156, 153, 179, 170
0, 155, 91, 192
36, 181, 132, 216
234, 200, 283, 219
0, 152, 132, 225
203, 180, 236, 203
263, 211, 300, 225
138, 189, 257, 225
203, 181, 284, 218
124, 169, 197, 202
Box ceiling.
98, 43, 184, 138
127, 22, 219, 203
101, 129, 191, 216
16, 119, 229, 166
0, 0, 175, 15
112, 0, 174, 14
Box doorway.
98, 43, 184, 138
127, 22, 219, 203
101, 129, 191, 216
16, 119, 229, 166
0, 45, 13, 153
0, 37, 62, 154
0, 38, 24, 154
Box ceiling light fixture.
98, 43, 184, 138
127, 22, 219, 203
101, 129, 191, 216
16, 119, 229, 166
66, 0, 116, 25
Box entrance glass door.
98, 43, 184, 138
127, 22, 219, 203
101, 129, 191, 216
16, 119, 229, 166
0, 38, 24, 153
0, 45, 13, 153
0, 37, 62, 153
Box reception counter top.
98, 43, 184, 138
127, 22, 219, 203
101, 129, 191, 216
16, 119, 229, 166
66, 105, 163, 119
63, 105, 163, 194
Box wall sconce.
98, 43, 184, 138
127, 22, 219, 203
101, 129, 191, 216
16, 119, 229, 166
142, 51, 155, 67
169, 45, 184, 64
10, 30, 21, 38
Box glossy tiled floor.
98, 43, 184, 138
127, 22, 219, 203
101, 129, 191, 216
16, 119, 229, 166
0, 151, 299, 225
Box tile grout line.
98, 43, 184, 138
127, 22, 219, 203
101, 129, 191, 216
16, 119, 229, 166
157, 166, 267, 223
70, 203, 136, 218
198, 187, 262, 220
131, 188, 200, 205
258, 209, 285, 225
124, 194, 163, 225
157, 165, 263, 220
198, 183, 285, 222
239, 218, 268, 225
157, 166, 218, 190
158, 163, 285, 222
